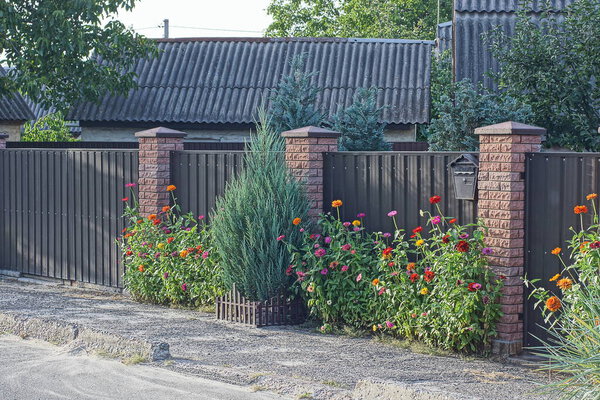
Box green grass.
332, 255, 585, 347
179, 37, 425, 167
296, 393, 314, 399
122, 354, 147, 365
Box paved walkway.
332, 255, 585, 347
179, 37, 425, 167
0, 278, 555, 400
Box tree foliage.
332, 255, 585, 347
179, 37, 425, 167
331, 87, 390, 151
491, 0, 600, 151
211, 109, 310, 301
21, 112, 78, 142
268, 55, 324, 134
266, 0, 452, 40
0, 1, 157, 111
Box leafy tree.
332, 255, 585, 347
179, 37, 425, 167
490, 0, 600, 151
331, 87, 391, 150
266, 0, 453, 40
21, 112, 78, 142
0, 1, 156, 111
268, 55, 324, 133
426, 80, 532, 151
211, 109, 310, 301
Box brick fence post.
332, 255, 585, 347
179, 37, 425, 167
281, 126, 341, 219
135, 127, 186, 217
0, 133, 7, 149
475, 121, 545, 355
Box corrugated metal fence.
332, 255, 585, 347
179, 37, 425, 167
524, 152, 600, 346
323, 152, 478, 233
0, 149, 138, 287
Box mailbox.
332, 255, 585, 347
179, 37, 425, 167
448, 154, 479, 200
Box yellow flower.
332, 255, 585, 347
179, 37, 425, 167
293, 217, 302, 226
372, 278, 380, 286
420, 287, 429, 295
587, 193, 598, 200
556, 278, 572, 290
157, 243, 165, 249
549, 274, 561, 282
331, 200, 343, 208
352, 220, 361, 226
551, 247, 561, 255
372, 324, 377, 332
416, 239, 425, 246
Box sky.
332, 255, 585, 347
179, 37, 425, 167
116, 0, 273, 39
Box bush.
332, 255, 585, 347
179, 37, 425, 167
288, 197, 504, 352
119, 184, 224, 307
526, 194, 600, 399
211, 109, 310, 301
331, 87, 390, 151
21, 112, 78, 142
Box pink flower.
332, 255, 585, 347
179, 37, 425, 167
320, 268, 328, 275
163, 272, 169, 279
202, 251, 209, 259
431, 215, 441, 225
378, 287, 385, 295
296, 271, 306, 281
198, 215, 205, 220
125, 183, 137, 188
299, 228, 305, 232
387, 210, 397, 217
350, 250, 356, 254
341, 265, 349, 272
460, 233, 469, 239
356, 273, 362, 282
421, 312, 428, 317
343, 222, 351, 227
385, 321, 395, 328
324, 236, 332, 244
341, 244, 351, 251
390, 271, 399, 276
314, 248, 327, 257
353, 227, 360, 232
382, 232, 391, 238
276, 235, 285, 241
482, 247, 493, 255
314, 243, 320, 248
357, 212, 366, 218
285, 265, 294, 276
181, 283, 187, 291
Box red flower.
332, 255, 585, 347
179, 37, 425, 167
468, 282, 482, 292
122, 197, 129, 202
409, 273, 420, 283
412, 226, 422, 234
126, 251, 133, 256
442, 235, 450, 244
456, 240, 470, 253
167, 237, 174, 244
429, 195, 441, 204
152, 219, 161, 226
574, 205, 588, 214
382, 247, 393, 259
424, 270, 435, 283
449, 218, 457, 224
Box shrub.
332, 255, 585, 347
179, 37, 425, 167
21, 112, 78, 142
526, 194, 600, 399
211, 109, 310, 301
331, 87, 390, 151
119, 184, 224, 307
288, 197, 504, 352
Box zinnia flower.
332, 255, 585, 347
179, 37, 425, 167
549, 274, 561, 282
125, 183, 137, 188
424, 270, 435, 282
148, 214, 157, 220
449, 218, 457, 224
181, 283, 187, 291
179, 250, 189, 258
162, 205, 170, 212
122, 197, 129, 202
293, 217, 302, 225
382, 247, 393, 259
415, 239, 425, 246
166, 185, 176, 192
320, 268, 328, 275
590, 241, 600, 249
587, 193, 598, 200
385, 321, 394, 328
382, 232, 391, 238
357, 213, 366, 218
331, 200, 343, 208
431, 216, 441, 225
202, 251, 209, 259
574, 205, 588, 214
442, 235, 450, 244
341, 244, 351, 251
340, 265, 349, 272
343, 222, 351, 227
387, 210, 397, 217
409, 273, 420, 283
276, 235, 285, 241
556, 278, 572, 290
372, 278, 380, 286
307, 285, 314, 293
406, 262, 415, 271
420, 287, 429, 295
138, 265, 145, 272
456, 240, 470, 252
198, 215, 205, 220
551, 247, 561, 255
378, 287, 386, 295
163, 272, 169, 279
352, 220, 361, 226
467, 282, 482, 292
429, 195, 441, 204
315, 248, 326, 257
356, 273, 362, 282
324, 236, 332, 244
546, 296, 561, 312
412, 226, 422, 234
482, 247, 493, 255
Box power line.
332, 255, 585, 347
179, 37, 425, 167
170, 25, 264, 34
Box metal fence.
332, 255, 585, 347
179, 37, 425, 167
524, 152, 600, 346
323, 152, 478, 234
0, 149, 138, 287
170, 151, 245, 219
8, 141, 246, 151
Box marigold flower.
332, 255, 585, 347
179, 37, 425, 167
456, 240, 470, 252
556, 278, 572, 290
415, 239, 425, 246
406, 262, 416, 271
429, 195, 441, 204
372, 278, 380, 286
138, 265, 145, 272
549, 274, 561, 282
148, 214, 157, 220
574, 205, 588, 214
449, 218, 457, 224
551, 247, 561, 255
166, 185, 177, 192
420, 287, 429, 295
162, 206, 170, 212
293, 217, 302, 225
331, 200, 343, 208
352, 220, 361, 226
587, 193, 598, 200
546, 296, 561, 312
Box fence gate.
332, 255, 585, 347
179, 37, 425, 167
524, 152, 600, 346
0, 149, 138, 288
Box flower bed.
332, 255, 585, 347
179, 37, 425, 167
287, 196, 504, 352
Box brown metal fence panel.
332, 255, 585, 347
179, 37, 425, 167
524, 152, 600, 347
0, 149, 138, 287
323, 152, 478, 234
170, 151, 245, 219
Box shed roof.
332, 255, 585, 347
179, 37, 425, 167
69, 37, 434, 125
0, 69, 34, 122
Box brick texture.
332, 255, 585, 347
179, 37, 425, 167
475, 124, 544, 355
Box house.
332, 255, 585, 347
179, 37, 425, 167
0, 70, 34, 141
68, 37, 434, 143
443, 0, 575, 89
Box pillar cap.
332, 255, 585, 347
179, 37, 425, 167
474, 121, 546, 136
0, 133, 9, 140
135, 127, 187, 138
281, 126, 341, 138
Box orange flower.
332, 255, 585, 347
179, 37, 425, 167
406, 263, 416, 271
148, 214, 157, 220
372, 278, 380, 286
549, 274, 561, 282
331, 200, 343, 208
545, 296, 561, 312
179, 250, 189, 258
574, 205, 588, 214
292, 217, 302, 225
162, 206, 170, 212
166, 185, 177, 192
167, 237, 174, 244
556, 278, 572, 290
587, 193, 598, 200
551, 247, 561, 255
152, 219, 161, 226
449, 218, 457, 224
136, 219, 143, 224
138, 265, 145, 272
580, 241, 590, 251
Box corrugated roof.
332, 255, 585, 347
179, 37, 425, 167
69, 37, 434, 125
454, 0, 574, 89
436, 21, 453, 53
0, 69, 34, 121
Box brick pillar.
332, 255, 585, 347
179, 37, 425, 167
0, 133, 7, 149
475, 121, 545, 355
281, 126, 340, 219
135, 127, 186, 216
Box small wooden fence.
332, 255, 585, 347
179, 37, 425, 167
215, 284, 306, 327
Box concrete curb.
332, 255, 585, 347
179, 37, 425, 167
0, 312, 170, 361
352, 380, 478, 400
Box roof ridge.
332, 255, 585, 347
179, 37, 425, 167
154, 37, 435, 45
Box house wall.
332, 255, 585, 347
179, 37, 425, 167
80, 125, 417, 143
0, 122, 23, 141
